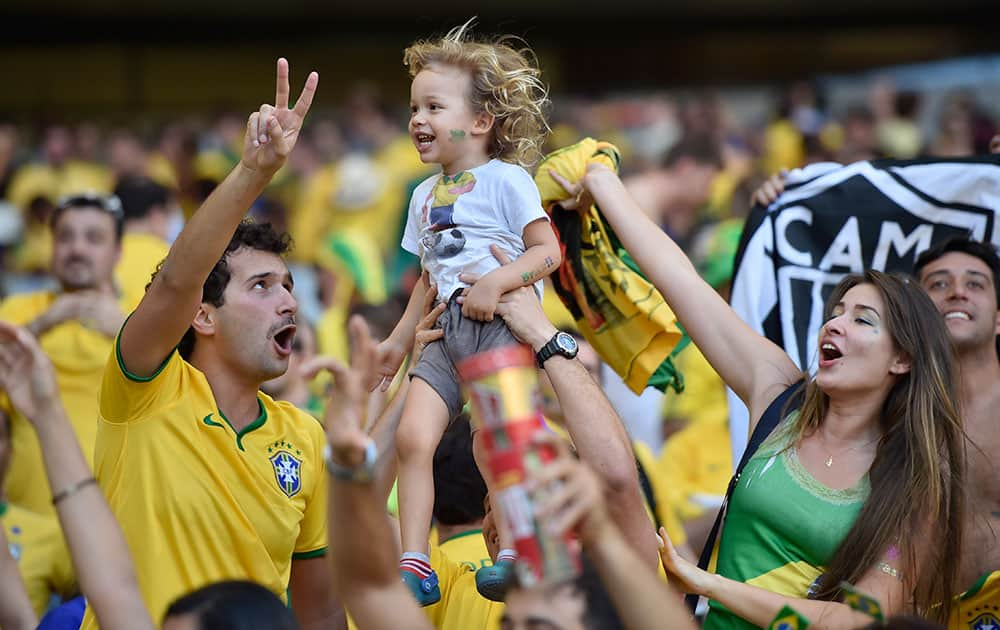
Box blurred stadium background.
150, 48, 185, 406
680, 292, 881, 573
1, 0, 998, 362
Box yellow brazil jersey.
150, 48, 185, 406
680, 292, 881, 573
115, 232, 171, 313
950, 571, 1000, 629
426, 543, 504, 630
2, 501, 77, 615
437, 529, 492, 573
82, 339, 328, 627
0, 291, 116, 515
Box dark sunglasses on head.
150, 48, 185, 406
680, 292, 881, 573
56, 192, 124, 220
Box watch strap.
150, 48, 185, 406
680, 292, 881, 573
324, 438, 377, 483
536, 340, 556, 367
536, 333, 574, 367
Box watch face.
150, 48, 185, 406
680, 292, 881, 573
555, 332, 578, 353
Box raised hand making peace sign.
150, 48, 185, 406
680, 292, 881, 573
241, 57, 319, 176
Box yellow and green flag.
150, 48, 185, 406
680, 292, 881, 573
534, 138, 687, 394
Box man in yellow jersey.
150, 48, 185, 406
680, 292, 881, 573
83, 59, 341, 629
0, 399, 77, 616
0, 193, 126, 515
112, 175, 175, 312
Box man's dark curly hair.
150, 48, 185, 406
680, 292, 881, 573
148, 220, 292, 360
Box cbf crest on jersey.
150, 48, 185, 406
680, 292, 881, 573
970, 610, 1000, 630
270, 450, 303, 498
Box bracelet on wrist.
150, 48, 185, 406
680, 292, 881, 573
52, 477, 98, 505
324, 439, 377, 483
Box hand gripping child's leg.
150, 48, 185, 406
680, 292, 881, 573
396, 377, 452, 606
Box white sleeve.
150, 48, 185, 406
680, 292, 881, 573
400, 182, 427, 256
499, 166, 548, 237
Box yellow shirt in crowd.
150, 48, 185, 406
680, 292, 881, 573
436, 528, 493, 573
659, 422, 732, 523
82, 338, 328, 626
659, 343, 731, 522
950, 571, 1000, 629
1, 501, 76, 616
632, 441, 688, 548
0, 292, 116, 515
115, 232, 171, 313
426, 535, 504, 630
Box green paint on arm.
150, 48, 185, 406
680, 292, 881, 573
519, 256, 557, 285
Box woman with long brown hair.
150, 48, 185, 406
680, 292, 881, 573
548, 163, 965, 627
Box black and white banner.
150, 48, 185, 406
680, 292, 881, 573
727, 156, 1000, 465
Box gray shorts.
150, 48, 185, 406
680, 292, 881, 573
410, 299, 522, 421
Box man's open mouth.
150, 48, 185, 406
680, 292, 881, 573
272, 325, 297, 355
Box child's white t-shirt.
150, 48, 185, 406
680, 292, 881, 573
401, 159, 548, 301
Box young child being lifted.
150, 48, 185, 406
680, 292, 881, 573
370, 21, 561, 606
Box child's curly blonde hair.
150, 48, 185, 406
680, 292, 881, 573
403, 20, 550, 168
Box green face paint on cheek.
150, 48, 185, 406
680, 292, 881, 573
449, 129, 466, 142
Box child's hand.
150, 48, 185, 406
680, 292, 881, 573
461, 275, 503, 322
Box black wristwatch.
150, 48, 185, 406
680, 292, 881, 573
536, 331, 579, 368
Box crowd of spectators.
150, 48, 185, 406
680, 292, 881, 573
0, 59, 998, 629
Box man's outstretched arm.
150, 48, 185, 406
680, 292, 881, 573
466, 245, 660, 570
306, 317, 433, 630
120, 58, 318, 377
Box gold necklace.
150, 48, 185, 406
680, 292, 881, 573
819, 432, 881, 468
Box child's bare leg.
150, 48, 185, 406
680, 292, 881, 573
396, 377, 451, 595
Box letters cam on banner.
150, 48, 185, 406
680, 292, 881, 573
727, 156, 1000, 464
